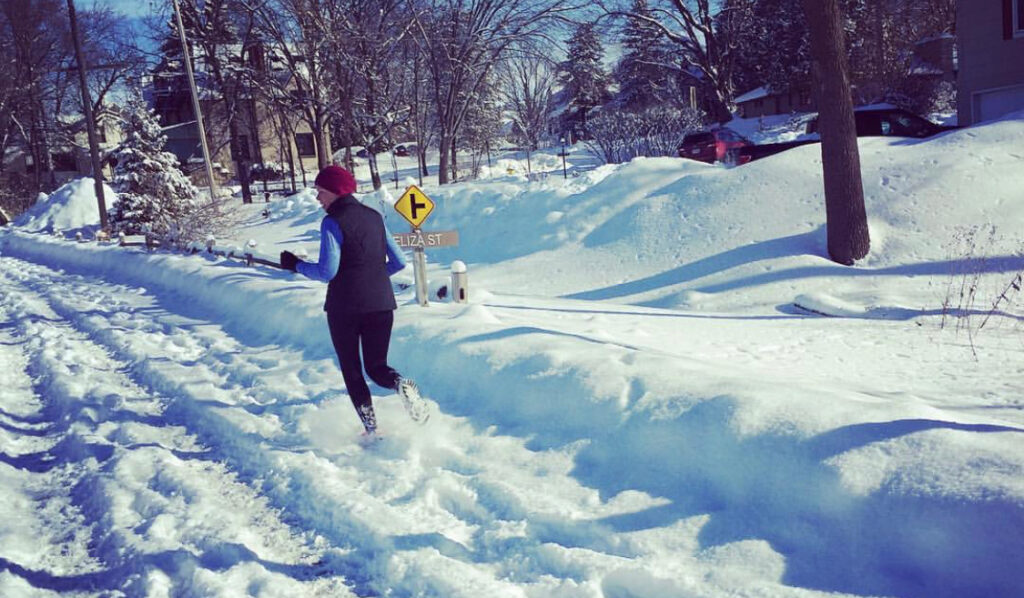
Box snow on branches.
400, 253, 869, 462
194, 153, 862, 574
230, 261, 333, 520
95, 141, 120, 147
111, 93, 202, 243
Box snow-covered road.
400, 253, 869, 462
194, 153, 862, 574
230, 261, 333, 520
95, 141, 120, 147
0, 258, 352, 596
3, 256, 786, 597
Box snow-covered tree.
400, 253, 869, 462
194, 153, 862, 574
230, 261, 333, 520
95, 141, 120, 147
731, 0, 955, 110
559, 23, 610, 141
730, 0, 810, 97
614, 0, 680, 111
111, 94, 199, 239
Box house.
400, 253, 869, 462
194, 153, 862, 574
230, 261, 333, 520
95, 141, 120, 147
734, 86, 814, 119
956, 0, 1024, 125
1, 110, 122, 187
149, 40, 325, 185
911, 34, 957, 83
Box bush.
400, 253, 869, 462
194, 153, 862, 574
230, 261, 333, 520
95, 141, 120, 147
250, 162, 287, 182
0, 174, 36, 222
584, 106, 705, 164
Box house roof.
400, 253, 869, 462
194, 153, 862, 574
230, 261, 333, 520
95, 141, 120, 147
734, 86, 770, 104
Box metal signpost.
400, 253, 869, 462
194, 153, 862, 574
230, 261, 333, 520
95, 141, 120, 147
392, 185, 459, 306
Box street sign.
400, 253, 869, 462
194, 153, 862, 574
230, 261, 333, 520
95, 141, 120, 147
394, 184, 435, 228
393, 230, 459, 249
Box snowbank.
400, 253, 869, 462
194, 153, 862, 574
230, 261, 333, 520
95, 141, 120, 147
1, 111, 1022, 598
13, 178, 117, 233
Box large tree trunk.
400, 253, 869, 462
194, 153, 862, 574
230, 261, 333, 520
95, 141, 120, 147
228, 116, 252, 204
368, 153, 382, 190
313, 104, 330, 170
803, 0, 870, 265
437, 133, 451, 185
450, 142, 459, 183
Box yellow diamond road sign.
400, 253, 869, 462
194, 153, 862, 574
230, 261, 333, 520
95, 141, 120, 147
394, 185, 435, 228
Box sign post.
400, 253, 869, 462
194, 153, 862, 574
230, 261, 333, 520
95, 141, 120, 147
393, 185, 459, 306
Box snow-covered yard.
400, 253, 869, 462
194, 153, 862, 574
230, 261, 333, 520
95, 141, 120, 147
1, 112, 1022, 597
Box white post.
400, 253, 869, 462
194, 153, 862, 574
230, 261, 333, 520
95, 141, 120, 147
413, 242, 429, 307
450, 260, 468, 303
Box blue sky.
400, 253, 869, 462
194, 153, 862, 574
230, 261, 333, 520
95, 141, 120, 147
103, 0, 158, 19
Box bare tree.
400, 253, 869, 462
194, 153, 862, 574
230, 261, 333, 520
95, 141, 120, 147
500, 48, 557, 173
325, 0, 415, 190
409, 0, 577, 185
248, 0, 337, 172
803, 0, 869, 265
2, 0, 69, 190
599, 0, 755, 123
404, 39, 436, 182
168, 0, 266, 203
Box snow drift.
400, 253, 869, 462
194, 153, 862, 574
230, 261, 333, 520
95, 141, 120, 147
1, 111, 1022, 597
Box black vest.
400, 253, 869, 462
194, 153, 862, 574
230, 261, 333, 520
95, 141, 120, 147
324, 195, 398, 313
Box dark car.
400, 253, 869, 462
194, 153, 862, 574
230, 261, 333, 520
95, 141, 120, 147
677, 127, 753, 165
740, 107, 957, 163
806, 107, 955, 138
356, 148, 370, 158
393, 144, 411, 157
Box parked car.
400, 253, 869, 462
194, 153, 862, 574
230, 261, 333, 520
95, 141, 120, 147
677, 127, 753, 165
355, 148, 370, 158
740, 106, 957, 163
393, 144, 411, 157
806, 107, 956, 138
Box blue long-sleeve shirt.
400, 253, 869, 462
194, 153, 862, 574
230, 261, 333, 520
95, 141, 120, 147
296, 216, 407, 282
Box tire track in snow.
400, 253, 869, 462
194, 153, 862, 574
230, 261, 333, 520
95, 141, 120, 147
0, 293, 105, 598
3, 259, 569, 596
0, 259, 353, 597
1, 257, 718, 597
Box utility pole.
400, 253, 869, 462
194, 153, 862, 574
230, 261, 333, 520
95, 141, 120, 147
66, 0, 108, 230
172, 0, 219, 202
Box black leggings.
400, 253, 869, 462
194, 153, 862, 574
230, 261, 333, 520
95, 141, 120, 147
326, 309, 401, 425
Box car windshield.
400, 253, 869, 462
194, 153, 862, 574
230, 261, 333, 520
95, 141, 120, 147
683, 133, 713, 144
889, 114, 933, 137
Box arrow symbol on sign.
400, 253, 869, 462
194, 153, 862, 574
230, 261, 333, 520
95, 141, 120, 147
410, 193, 427, 220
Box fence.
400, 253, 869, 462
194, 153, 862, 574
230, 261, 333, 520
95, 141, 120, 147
58, 229, 283, 269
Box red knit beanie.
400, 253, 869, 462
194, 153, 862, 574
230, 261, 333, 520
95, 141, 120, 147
314, 165, 357, 196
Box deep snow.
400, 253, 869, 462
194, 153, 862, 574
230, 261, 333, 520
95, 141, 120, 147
1, 112, 1023, 598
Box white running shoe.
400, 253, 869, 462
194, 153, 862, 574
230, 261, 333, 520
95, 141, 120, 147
359, 429, 383, 447
397, 377, 429, 424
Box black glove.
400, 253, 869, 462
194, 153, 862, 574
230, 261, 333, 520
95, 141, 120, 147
279, 250, 300, 272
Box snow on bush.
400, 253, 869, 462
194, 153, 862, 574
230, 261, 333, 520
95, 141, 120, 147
586, 106, 704, 164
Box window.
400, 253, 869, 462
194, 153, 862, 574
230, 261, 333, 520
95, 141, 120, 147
889, 114, 932, 137
295, 133, 315, 157
1007, 0, 1024, 39
51, 151, 77, 172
